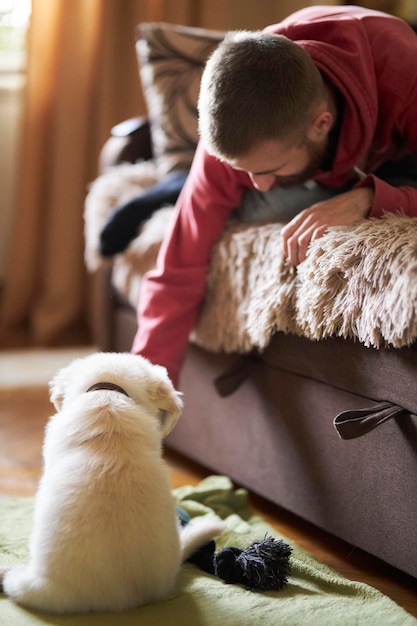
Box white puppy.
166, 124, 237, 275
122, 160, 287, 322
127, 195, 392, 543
0, 352, 225, 613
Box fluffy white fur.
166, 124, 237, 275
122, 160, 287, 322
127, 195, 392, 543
0, 352, 225, 613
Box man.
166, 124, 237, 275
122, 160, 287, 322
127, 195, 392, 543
132, 5, 417, 387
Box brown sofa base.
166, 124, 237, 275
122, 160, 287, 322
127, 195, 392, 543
166, 338, 417, 580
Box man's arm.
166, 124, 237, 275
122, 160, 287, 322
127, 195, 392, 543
132, 142, 251, 387
281, 173, 417, 266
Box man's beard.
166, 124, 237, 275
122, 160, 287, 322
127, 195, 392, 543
273, 138, 329, 188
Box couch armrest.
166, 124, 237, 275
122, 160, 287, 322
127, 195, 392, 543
98, 116, 153, 173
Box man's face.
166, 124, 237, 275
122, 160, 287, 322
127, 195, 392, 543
228, 134, 329, 191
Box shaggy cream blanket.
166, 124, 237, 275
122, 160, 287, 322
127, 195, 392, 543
194, 214, 417, 352
85, 160, 417, 354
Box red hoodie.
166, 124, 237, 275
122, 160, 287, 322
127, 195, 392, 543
132, 5, 417, 386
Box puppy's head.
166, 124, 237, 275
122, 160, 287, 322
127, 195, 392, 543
49, 352, 183, 437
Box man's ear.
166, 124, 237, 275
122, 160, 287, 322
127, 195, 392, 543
308, 109, 333, 140
149, 381, 183, 437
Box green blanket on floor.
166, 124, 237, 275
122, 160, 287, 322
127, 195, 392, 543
0, 475, 415, 626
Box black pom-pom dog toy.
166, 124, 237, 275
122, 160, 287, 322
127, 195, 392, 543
214, 535, 292, 591
178, 508, 292, 591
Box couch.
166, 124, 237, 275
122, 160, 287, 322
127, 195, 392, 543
84, 22, 417, 580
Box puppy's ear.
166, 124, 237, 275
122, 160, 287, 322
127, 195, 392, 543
49, 368, 68, 411
0, 565, 10, 591
149, 381, 183, 437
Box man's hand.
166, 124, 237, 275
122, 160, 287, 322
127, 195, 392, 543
281, 187, 373, 265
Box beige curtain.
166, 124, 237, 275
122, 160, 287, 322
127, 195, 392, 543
0, 0, 205, 348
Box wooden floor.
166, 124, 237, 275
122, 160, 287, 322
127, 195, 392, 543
0, 382, 416, 617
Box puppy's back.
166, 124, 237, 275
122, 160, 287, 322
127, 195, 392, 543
5, 394, 182, 613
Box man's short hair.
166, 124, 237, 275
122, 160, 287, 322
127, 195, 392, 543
198, 30, 325, 159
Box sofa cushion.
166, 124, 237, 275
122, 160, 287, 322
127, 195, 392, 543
135, 22, 225, 176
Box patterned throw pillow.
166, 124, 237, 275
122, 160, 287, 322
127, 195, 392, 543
136, 22, 225, 175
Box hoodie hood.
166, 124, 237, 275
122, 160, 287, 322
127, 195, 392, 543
264, 5, 413, 186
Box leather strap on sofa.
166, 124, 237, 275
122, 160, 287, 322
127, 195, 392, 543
333, 402, 408, 439
214, 354, 258, 397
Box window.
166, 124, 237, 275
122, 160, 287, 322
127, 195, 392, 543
0, 0, 31, 72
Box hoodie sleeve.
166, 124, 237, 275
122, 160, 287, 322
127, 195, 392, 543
355, 175, 417, 218
132, 142, 251, 387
